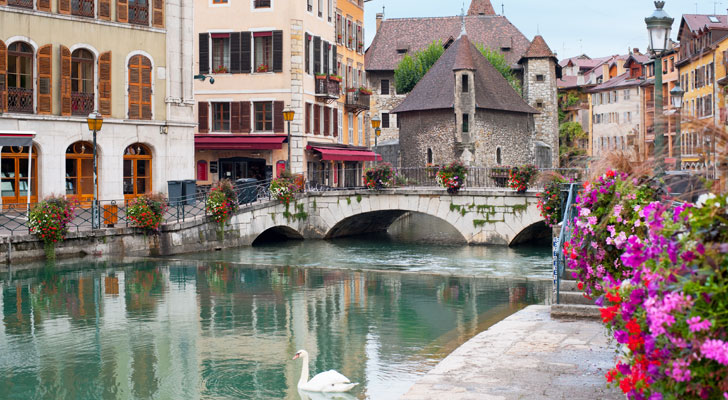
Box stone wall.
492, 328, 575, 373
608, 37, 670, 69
398, 110, 458, 167
523, 58, 559, 168
472, 110, 534, 168
368, 71, 406, 142
289, 19, 306, 173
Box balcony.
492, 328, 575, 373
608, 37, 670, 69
314, 76, 340, 102
345, 88, 370, 113
7, 87, 33, 114
71, 92, 95, 116
72, 0, 94, 17
8, 0, 33, 8
129, 3, 149, 26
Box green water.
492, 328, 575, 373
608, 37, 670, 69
0, 234, 551, 399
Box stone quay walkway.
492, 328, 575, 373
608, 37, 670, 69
401, 305, 623, 400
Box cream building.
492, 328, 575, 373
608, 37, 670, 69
0, 0, 195, 204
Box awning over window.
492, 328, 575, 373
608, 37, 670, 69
210, 33, 231, 39
0, 132, 35, 147
253, 31, 272, 37
195, 135, 287, 150
308, 146, 382, 162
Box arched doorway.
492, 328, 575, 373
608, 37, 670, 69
123, 143, 152, 200
65, 141, 96, 204
1, 145, 38, 205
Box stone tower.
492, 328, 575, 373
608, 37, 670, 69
468, 0, 496, 16
519, 36, 560, 168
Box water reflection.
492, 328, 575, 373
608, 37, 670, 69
0, 260, 549, 399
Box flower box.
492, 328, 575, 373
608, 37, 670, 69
256, 64, 269, 73
213, 65, 229, 74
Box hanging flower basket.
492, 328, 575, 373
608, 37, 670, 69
363, 163, 395, 190
28, 196, 77, 260
126, 194, 168, 234
436, 161, 468, 194
507, 164, 538, 194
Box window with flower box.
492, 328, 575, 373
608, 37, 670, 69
254, 32, 272, 73
212, 36, 230, 73
336, 13, 343, 44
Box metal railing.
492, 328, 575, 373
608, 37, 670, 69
555, 183, 579, 304
71, 0, 94, 17
8, 87, 33, 113
128, 2, 149, 26
71, 92, 95, 116
315, 76, 341, 99
345, 90, 370, 111
7, 0, 33, 8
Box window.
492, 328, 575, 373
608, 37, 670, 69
338, 109, 343, 142
7, 42, 34, 114
212, 0, 227, 3
212, 102, 230, 131
254, 102, 273, 131
1, 146, 38, 205
536, 101, 543, 108
462, 74, 469, 93
128, 0, 149, 26
427, 148, 433, 164
536, 74, 545, 82
123, 143, 152, 199
318, 0, 323, 17
336, 14, 343, 44
128, 54, 152, 120
496, 148, 502, 165
381, 79, 390, 95
305, 34, 311, 75
72, 0, 94, 17
254, 33, 273, 72
71, 49, 95, 116
358, 116, 363, 146
307, 0, 312, 12
462, 113, 469, 133
211, 36, 230, 73
254, 0, 270, 7
327, 0, 332, 22
65, 141, 96, 202
348, 113, 354, 144
381, 112, 390, 128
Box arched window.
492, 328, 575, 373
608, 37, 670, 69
65, 141, 96, 202
71, 49, 95, 116
128, 55, 152, 120
1, 145, 38, 205
197, 160, 208, 181
496, 148, 502, 165
123, 143, 152, 199
426, 148, 433, 165
7, 42, 34, 114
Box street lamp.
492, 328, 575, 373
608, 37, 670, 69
670, 84, 684, 170
371, 114, 381, 147
283, 106, 295, 172
87, 111, 103, 229
645, 0, 674, 174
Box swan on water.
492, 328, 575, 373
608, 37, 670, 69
293, 350, 358, 393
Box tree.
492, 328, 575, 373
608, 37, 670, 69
559, 121, 587, 166
476, 45, 522, 95
394, 41, 444, 94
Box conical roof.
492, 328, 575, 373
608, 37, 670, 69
468, 0, 496, 16
519, 35, 557, 61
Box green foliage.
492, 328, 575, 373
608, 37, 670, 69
356, 195, 362, 203
363, 163, 395, 190
559, 121, 587, 166
126, 194, 168, 233
206, 179, 238, 225
558, 92, 581, 124
394, 41, 444, 94
476, 45, 522, 95
29, 196, 77, 259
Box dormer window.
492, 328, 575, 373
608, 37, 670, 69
500, 46, 511, 52
709, 16, 720, 23
462, 74, 469, 93
397, 49, 408, 55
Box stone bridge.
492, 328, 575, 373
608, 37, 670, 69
168, 188, 548, 248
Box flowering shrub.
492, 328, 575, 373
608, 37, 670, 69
436, 161, 468, 194
206, 179, 238, 225
507, 164, 538, 193
126, 194, 167, 233
363, 163, 395, 190
270, 177, 296, 205
566, 170, 728, 399
28, 196, 77, 251
537, 173, 566, 227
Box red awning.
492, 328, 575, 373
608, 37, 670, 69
309, 146, 382, 162
210, 33, 230, 39
195, 135, 287, 150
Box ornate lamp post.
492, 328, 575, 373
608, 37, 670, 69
670, 84, 685, 170
645, 1, 674, 174
86, 111, 103, 229
282, 106, 295, 172
371, 115, 381, 164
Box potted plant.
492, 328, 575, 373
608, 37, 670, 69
537, 172, 567, 227
206, 179, 238, 233
270, 177, 296, 205
436, 161, 468, 194
363, 163, 395, 190
213, 65, 229, 73
126, 193, 168, 234
28, 196, 77, 260
507, 164, 538, 194
315, 73, 327, 79
337, 33, 342, 41
358, 86, 372, 95
329, 75, 342, 82
256, 64, 269, 73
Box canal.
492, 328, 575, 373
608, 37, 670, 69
0, 214, 552, 399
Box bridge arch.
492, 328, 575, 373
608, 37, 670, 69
252, 225, 304, 245
509, 220, 551, 247
325, 210, 468, 242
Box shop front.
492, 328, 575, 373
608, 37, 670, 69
305, 145, 382, 189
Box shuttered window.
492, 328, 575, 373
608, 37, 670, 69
313, 36, 321, 74
7, 42, 34, 114
71, 49, 94, 116
99, 52, 112, 116
313, 104, 320, 135
198, 33, 210, 74
128, 55, 152, 120
254, 102, 273, 131
36, 44, 52, 115
323, 107, 330, 136
198, 101, 209, 133
0, 40, 6, 113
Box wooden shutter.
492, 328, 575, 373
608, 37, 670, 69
117, 0, 128, 22
305, 103, 310, 133
332, 109, 338, 137
273, 100, 284, 133
313, 36, 321, 74
198, 101, 209, 133
58, 0, 70, 14
323, 42, 329, 75
98, 0, 111, 20
230, 101, 241, 133
241, 101, 251, 133
152, 0, 164, 28
272, 30, 283, 73
140, 57, 152, 120
37, 0, 51, 12
305, 34, 310, 75
128, 55, 152, 120
37, 45, 52, 115
230, 32, 242, 74
99, 52, 112, 116
313, 104, 320, 135
60, 45, 71, 116
323, 107, 330, 136
332, 46, 337, 75
198, 33, 209, 74
241, 32, 251, 73
0, 40, 6, 113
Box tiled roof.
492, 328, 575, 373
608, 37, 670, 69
392, 34, 537, 115
520, 35, 556, 60
557, 75, 579, 89
680, 14, 728, 36
588, 72, 643, 92
453, 35, 476, 70
365, 15, 531, 71
468, 0, 496, 16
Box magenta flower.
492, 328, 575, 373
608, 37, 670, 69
686, 316, 712, 333
701, 339, 728, 366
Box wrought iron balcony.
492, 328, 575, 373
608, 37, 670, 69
129, 3, 149, 26
8, 0, 33, 8
8, 87, 33, 114
345, 89, 370, 113
315, 76, 340, 101
71, 92, 95, 116
72, 0, 95, 17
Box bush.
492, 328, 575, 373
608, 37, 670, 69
363, 163, 395, 190
28, 196, 77, 251
436, 161, 468, 194
206, 179, 238, 225
270, 177, 296, 204
126, 194, 167, 233
537, 173, 567, 227
508, 165, 538, 193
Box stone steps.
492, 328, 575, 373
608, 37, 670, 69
551, 268, 601, 319
558, 291, 596, 306
551, 304, 602, 319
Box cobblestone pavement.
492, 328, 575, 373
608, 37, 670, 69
401, 305, 623, 400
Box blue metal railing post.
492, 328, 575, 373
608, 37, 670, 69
556, 183, 578, 304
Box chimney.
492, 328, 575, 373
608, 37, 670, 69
633, 48, 641, 55
376, 13, 384, 32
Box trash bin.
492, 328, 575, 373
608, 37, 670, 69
183, 180, 197, 206
167, 180, 183, 206
235, 178, 258, 205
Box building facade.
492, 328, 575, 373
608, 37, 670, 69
0, 0, 194, 204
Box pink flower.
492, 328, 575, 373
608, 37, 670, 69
701, 339, 728, 366
687, 316, 712, 333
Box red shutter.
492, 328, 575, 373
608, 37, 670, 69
305, 103, 310, 133
324, 107, 330, 136
231, 101, 241, 133
99, 0, 111, 20
117, 0, 128, 22
273, 100, 284, 133
333, 109, 338, 137
37, 45, 52, 115
241, 101, 251, 133
58, 0, 70, 14
0, 40, 6, 113
99, 52, 112, 117
37, 0, 51, 12
198, 102, 209, 133
60, 45, 71, 116
314, 104, 320, 135
152, 0, 164, 28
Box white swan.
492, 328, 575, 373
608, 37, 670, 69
293, 350, 358, 393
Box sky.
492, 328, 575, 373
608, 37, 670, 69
363, 0, 725, 59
